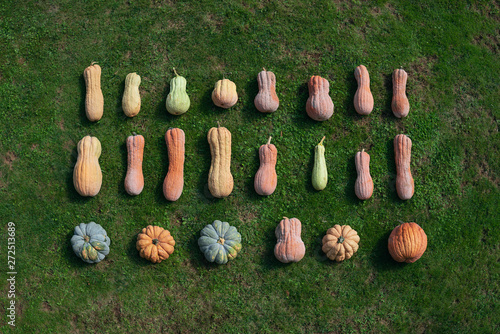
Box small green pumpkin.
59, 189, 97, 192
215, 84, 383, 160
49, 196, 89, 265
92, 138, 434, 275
198, 220, 242, 264
71, 222, 110, 263
166, 68, 190, 115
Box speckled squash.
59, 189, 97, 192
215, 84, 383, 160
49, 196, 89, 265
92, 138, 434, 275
392, 68, 410, 118
198, 220, 242, 264
354, 150, 373, 200
306, 76, 334, 121
212, 78, 238, 108
388, 222, 427, 263
254, 68, 279, 113
73, 135, 102, 197
394, 134, 414, 200
83, 63, 103, 122
254, 137, 277, 196
354, 65, 374, 115
124, 133, 144, 196
163, 128, 185, 201
207, 124, 233, 198
122, 72, 141, 117
274, 217, 306, 263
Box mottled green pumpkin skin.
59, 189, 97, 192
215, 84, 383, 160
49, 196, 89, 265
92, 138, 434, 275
70, 222, 111, 264
198, 220, 242, 264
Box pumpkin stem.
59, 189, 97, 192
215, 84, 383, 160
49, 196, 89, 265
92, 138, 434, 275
338, 236, 345, 244
263, 67, 266, 71
217, 121, 220, 128
152, 238, 159, 245
217, 237, 225, 245
173, 67, 179, 77
267, 136, 272, 145
318, 136, 325, 146
84, 235, 90, 243
397, 220, 405, 225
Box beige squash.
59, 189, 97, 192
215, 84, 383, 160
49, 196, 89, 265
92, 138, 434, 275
83, 63, 104, 122
208, 124, 233, 198
122, 73, 141, 117
73, 135, 102, 196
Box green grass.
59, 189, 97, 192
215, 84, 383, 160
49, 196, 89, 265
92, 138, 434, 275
0, 0, 499, 333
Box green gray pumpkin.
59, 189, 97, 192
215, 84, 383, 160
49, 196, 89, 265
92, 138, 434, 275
198, 220, 242, 264
71, 222, 110, 263
166, 68, 190, 115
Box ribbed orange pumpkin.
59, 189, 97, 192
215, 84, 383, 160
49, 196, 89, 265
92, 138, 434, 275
353, 65, 374, 115
124, 133, 145, 196
354, 150, 373, 200
394, 134, 414, 200
254, 68, 279, 113
274, 217, 305, 263
83, 63, 104, 122
306, 76, 334, 121
322, 225, 360, 262
136, 225, 175, 263
163, 128, 185, 201
388, 222, 427, 263
254, 137, 277, 196
392, 69, 410, 118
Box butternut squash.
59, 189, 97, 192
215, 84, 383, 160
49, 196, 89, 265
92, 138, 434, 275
83, 63, 104, 122
274, 217, 305, 263
394, 134, 414, 200
354, 149, 373, 200
212, 78, 238, 108
208, 124, 233, 198
122, 73, 141, 117
254, 68, 279, 113
392, 69, 410, 118
73, 135, 102, 196
254, 137, 277, 196
353, 65, 374, 115
306, 76, 333, 121
124, 133, 144, 196
163, 128, 185, 201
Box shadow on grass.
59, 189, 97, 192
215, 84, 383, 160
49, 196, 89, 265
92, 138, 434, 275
370, 230, 405, 272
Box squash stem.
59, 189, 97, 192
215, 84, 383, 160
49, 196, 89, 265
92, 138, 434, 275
318, 136, 325, 146
267, 136, 272, 145
263, 67, 266, 71
338, 236, 345, 244
173, 67, 179, 77
152, 238, 159, 245
217, 238, 225, 245
84, 235, 90, 243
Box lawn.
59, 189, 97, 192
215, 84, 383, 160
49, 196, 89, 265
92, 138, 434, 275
0, 0, 499, 333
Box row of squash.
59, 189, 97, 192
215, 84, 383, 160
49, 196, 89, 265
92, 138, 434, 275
83, 63, 411, 121
71, 219, 427, 265
73, 129, 414, 201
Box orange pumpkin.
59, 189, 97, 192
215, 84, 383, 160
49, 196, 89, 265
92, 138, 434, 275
388, 222, 427, 263
322, 225, 360, 262
136, 225, 175, 263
